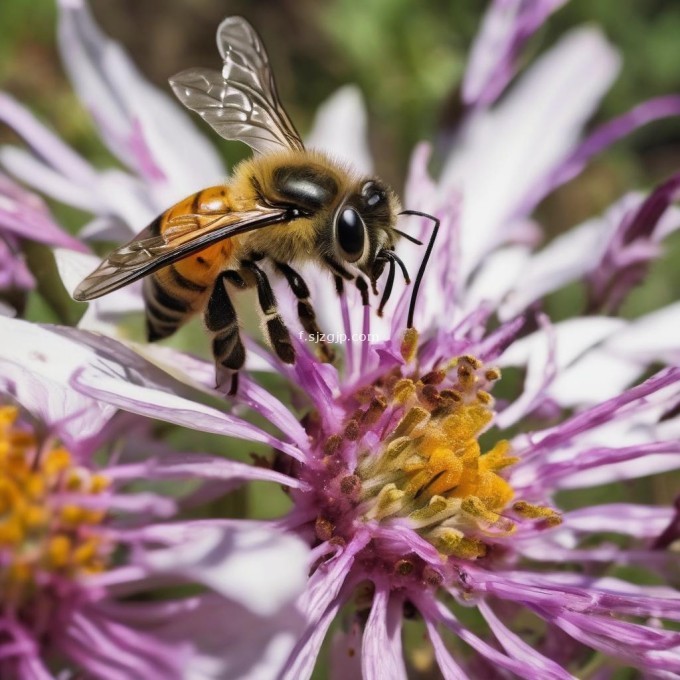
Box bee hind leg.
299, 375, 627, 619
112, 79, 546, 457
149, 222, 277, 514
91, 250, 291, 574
242, 260, 295, 365
205, 271, 246, 394
275, 262, 335, 363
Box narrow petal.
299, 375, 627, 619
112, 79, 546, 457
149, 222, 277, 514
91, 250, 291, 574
329, 619, 363, 680
0, 173, 87, 251
279, 537, 370, 680
605, 301, 680, 365
0, 319, 118, 451
362, 586, 407, 680
57, 0, 224, 196
515, 367, 680, 461
107, 453, 308, 491
561, 504, 675, 538
521, 95, 680, 213
423, 615, 468, 680
443, 27, 620, 280
496, 314, 556, 428
128, 594, 305, 680
73, 364, 303, 460
0, 92, 98, 185
306, 85, 373, 175
477, 601, 574, 679
419, 597, 540, 679
463, 0, 569, 106
0, 144, 103, 212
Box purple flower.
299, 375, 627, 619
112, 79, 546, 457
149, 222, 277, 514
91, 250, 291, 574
0, 172, 86, 315
0, 317, 309, 679
69, 301, 680, 676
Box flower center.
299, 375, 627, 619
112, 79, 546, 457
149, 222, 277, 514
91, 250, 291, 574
0, 406, 110, 606
315, 356, 560, 562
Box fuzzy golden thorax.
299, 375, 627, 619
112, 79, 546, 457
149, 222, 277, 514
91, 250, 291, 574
229, 149, 401, 274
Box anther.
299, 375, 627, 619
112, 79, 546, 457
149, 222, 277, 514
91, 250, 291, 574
344, 419, 361, 441
400, 328, 418, 363
394, 559, 414, 576
323, 435, 343, 455
393, 407, 430, 438
422, 565, 443, 587
315, 517, 335, 542
485, 368, 501, 382
340, 474, 361, 497
361, 398, 386, 426
476, 390, 493, 405
393, 378, 416, 405
419, 384, 440, 408
421, 369, 446, 385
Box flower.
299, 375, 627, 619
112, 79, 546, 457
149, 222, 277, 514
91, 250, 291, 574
0, 317, 309, 680
0, 171, 86, 316
2, 0, 680, 677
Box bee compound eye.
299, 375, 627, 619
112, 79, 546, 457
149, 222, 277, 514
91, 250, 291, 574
336, 207, 366, 262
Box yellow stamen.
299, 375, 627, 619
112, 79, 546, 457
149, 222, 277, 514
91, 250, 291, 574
350, 356, 557, 560
0, 406, 111, 603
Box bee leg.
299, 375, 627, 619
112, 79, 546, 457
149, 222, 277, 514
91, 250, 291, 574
275, 262, 335, 363
355, 276, 370, 306
242, 260, 296, 364
205, 271, 246, 395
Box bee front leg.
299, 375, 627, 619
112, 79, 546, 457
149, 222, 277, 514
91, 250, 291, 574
205, 271, 246, 395
241, 260, 296, 364
275, 262, 335, 363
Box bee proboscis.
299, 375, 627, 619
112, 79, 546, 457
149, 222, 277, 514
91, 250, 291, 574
74, 16, 438, 394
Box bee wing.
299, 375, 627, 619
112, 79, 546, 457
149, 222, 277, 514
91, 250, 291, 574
73, 206, 289, 301
169, 16, 304, 155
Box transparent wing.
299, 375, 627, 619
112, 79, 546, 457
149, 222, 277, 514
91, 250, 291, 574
169, 16, 304, 155
73, 206, 289, 300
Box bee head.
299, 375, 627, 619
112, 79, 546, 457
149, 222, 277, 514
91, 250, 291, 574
333, 179, 400, 276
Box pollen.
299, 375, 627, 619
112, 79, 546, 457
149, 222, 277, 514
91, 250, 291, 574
350, 357, 546, 559
0, 406, 111, 604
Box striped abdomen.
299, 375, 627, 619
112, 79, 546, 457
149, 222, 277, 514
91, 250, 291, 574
144, 186, 240, 341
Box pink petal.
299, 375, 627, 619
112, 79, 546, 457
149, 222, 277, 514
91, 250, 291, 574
477, 601, 573, 679
423, 615, 468, 680
108, 453, 308, 491
362, 586, 407, 680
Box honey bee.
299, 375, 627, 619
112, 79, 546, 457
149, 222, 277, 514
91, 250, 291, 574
74, 16, 437, 394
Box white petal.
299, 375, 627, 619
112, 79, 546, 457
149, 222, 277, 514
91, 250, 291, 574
54, 248, 144, 337
0, 145, 103, 212
58, 0, 225, 195
498, 316, 625, 368
463, 245, 531, 313
306, 85, 373, 175
443, 27, 620, 280
605, 302, 680, 364
143, 524, 309, 616
0, 319, 116, 445
549, 348, 644, 406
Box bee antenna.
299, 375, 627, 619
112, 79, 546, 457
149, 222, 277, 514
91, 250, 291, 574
393, 228, 423, 246
398, 210, 440, 329
385, 250, 410, 284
